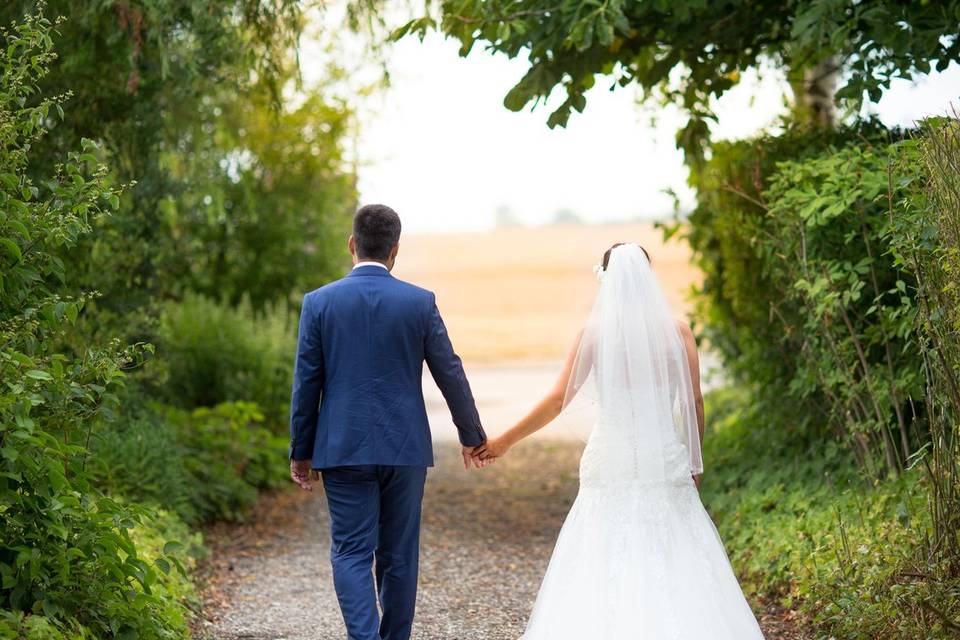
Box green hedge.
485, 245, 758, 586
157, 294, 295, 428
0, 13, 193, 637
702, 387, 955, 640
1, 14, 296, 635
685, 118, 960, 477
687, 116, 960, 638
90, 400, 288, 526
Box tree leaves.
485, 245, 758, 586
391, 0, 960, 161
689, 121, 956, 477
0, 238, 21, 262
0, 11, 192, 638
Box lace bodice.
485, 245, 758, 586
578, 419, 693, 489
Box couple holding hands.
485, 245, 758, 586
289, 204, 765, 640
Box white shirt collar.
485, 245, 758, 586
353, 261, 389, 270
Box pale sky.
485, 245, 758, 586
301, 16, 960, 235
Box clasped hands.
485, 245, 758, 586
461, 436, 510, 470
291, 437, 510, 490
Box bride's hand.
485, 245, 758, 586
476, 436, 511, 462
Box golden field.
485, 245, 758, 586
392, 223, 702, 363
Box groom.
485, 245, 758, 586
288, 203, 488, 640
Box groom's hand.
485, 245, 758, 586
290, 459, 314, 491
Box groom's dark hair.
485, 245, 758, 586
353, 204, 401, 261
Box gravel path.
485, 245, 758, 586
195, 440, 802, 640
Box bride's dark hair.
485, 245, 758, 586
601, 243, 650, 270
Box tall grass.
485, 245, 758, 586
157, 294, 295, 428
914, 118, 960, 562
891, 117, 960, 631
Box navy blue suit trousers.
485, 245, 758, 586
322, 465, 427, 640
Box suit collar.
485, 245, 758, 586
348, 264, 392, 278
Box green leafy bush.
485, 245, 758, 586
170, 401, 289, 521
0, 13, 190, 637
125, 507, 205, 626
685, 122, 926, 475
157, 294, 295, 427
91, 401, 288, 524
87, 407, 200, 524
759, 142, 922, 474
702, 388, 955, 640
684, 125, 878, 426
689, 117, 960, 637
0, 506, 200, 640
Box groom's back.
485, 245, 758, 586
288, 204, 485, 640
308, 265, 435, 467
317, 268, 432, 391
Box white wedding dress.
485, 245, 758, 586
521, 245, 765, 639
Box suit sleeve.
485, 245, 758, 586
289, 293, 324, 460
424, 295, 486, 447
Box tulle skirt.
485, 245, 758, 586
520, 477, 765, 639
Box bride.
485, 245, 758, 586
474, 243, 765, 639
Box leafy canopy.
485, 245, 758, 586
1, 0, 356, 323
392, 1, 960, 159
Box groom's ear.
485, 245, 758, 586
386, 243, 399, 269
347, 234, 356, 258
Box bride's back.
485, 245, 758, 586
568, 244, 701, 486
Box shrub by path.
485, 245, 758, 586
195, 441, 802, 639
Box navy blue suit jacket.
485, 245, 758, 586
288, 264, 486, 468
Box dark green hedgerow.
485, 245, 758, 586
0, 13, 194, 638
89, 400, 289, 526
696, 117, 960, 639
702, 387, 955, 640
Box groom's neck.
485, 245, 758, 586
354, 256, 393, 271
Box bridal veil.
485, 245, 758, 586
561, 243, 703, 481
